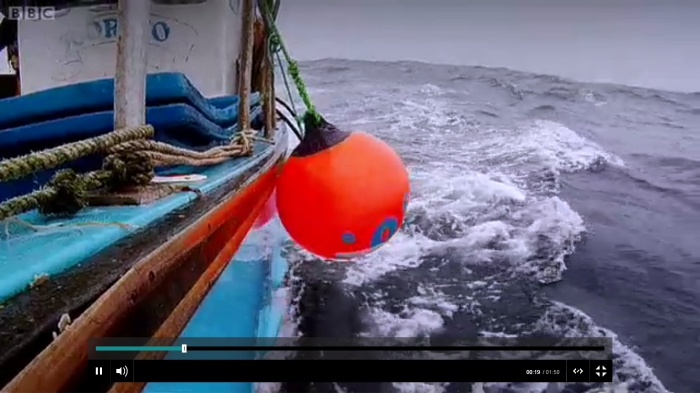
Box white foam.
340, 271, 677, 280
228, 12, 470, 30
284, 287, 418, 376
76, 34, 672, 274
343, 231, 436, 286
409, 285, 460, 318
532, 302, 670, 393
392, 382, 449, 393
364, 306, 446, 337
339, 120, 593, 346
523, 120, 625, 172
254, 382, 281, 393
286, 63, 666, 392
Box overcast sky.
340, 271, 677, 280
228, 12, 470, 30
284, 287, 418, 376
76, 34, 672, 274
2, 1, 698, 92
278, 0, 700, 92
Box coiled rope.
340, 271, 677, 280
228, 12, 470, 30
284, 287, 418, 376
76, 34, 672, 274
0, 125, 255, 221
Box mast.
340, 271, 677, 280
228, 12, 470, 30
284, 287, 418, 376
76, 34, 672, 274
114, 0, 151, 128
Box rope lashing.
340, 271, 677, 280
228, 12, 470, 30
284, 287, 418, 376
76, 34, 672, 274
0, 126, 152, 183
107, 130, 256, 167
255, 0, 304, 140
260, 0, 321, 128
0, 125, 256, 221
0, 152, 154, 220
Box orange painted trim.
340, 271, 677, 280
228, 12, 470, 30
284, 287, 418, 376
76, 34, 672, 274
2, 157, 283, 393
108, 167, 278, 393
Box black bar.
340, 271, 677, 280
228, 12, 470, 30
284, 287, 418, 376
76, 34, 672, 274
187, 345, 604, 351
132, 359, 569, 382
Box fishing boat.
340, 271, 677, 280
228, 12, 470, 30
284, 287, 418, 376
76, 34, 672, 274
0, 0, 302, 391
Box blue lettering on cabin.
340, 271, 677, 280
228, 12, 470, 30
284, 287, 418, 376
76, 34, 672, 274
103, 18, 118, 38
151, 21, 170, 42
94, 18, 171, 42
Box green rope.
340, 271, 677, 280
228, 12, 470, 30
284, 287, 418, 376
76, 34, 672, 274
0, 123, 255, 220
0, 126, 153, 183
261, 0, 321, 128
0, 127, 156, 220
0, 151, 154, 221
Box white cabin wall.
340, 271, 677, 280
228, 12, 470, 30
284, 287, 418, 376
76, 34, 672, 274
0, 50, 12, 75
0, 14, 12, 75
223, 0, 242, 93
17, 0, 242, 97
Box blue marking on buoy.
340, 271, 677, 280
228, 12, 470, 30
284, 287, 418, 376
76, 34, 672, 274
370, 217, 399, 248
341, 232, 356, 244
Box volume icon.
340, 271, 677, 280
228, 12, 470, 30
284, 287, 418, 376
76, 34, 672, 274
116, 365, 129, 377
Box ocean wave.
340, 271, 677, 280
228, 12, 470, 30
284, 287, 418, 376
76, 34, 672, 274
283, 59, 677, 393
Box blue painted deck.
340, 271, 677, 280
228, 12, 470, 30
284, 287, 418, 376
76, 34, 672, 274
0, 73, 293, 393
0, 142, 275, 303
0, 73, 287, 313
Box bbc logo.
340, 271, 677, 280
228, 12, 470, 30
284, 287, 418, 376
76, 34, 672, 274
7, 6, 56, 20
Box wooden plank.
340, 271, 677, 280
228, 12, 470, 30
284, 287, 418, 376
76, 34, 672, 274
114, 0, 151, 128
0, 154, 284, 393
237, 0, 255, 130
262, 35, 276, 138
0, 153, 274, 390
108, 173, 278, 393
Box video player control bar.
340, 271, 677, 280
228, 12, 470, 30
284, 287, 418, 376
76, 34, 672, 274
89, 359, 613, 383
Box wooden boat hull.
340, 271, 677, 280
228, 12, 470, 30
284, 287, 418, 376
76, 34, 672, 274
0, 126, 290, 392
1, 0, 295, 390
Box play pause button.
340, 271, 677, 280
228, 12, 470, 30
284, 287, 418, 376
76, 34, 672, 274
88, 360, 110, 383
590, 360, 613, 382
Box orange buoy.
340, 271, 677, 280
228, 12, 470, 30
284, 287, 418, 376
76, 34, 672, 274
253, 189, 277, 229
276, 114, 410, 260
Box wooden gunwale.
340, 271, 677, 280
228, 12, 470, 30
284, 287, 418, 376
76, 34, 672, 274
0, 153, 269, 387
108, 168, 277, 393
0, 138, 287, 392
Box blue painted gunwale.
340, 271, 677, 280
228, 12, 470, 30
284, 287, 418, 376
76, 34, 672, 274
0, 138, 277, 303
0, 72, 272, 304
143, 127, 292, 393
0, 72, 294, 393
143, 205, 291, 393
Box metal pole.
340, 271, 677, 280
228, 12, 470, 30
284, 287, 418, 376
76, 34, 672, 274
114, 0, 151, 128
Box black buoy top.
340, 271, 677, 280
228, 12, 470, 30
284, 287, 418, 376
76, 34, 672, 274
291, 113, 352, 158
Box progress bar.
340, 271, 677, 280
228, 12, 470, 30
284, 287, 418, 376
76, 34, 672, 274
96, 346, 184, 352
95, 345, 606, 353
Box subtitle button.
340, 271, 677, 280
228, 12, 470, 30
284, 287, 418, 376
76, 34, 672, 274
567, 360, 589, 382
590, 360, 613, 382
